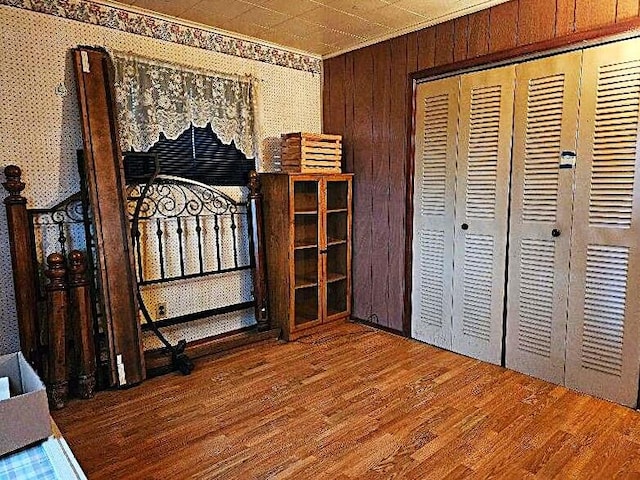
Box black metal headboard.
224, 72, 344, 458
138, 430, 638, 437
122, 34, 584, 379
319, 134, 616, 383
126, 174, 253, 331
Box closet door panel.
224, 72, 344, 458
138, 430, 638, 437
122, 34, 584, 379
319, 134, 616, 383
505, 52, 582, 383
451, 65, 515, 364
566, 38, 640, 407
411, 77, 459, 349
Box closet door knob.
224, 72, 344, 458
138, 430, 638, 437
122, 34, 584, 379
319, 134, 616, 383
552, 228, 561, 238
461, 223, 469, 230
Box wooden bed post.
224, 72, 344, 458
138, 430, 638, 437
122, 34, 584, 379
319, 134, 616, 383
249, 171, 269, 331
68, 250, 96, 399
45, 253, 68, 410
2, 165, 40, 369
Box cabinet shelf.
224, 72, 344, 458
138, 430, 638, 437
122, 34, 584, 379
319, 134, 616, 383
295, 239, 317, 249
295, 210, 318, 215
295, 276, 318, 289
327, 238, 347, 247
326, 273, 347, 284
327, 208, 348, 214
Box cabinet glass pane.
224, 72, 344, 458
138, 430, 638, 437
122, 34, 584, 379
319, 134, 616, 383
295, 248, 319, 326
294, 181, 318, 213
327, 181, 348, 211
294, 180, 319, 326
325, 180, 349, 317
327, 279, 347, 317
295, 287, 319, 325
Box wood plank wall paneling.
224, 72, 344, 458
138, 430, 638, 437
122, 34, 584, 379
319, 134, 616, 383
617, 0, 640, 20
468, 11, 490, 58
435, 21, 455, 66
371, 42, 391, 328
351, 48, 374, 320
416, 28, 435, 71
344, 54, 355, 174
322, 0, 640, 334
388, 34, 410, 331
556, 0, 576, 35
575, 0, 617, 30
454, 16, 469, 62
488, 2, 519, 52
518, 0, 557, 45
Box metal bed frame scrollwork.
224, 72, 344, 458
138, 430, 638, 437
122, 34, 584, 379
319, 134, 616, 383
127, 153, 265, 374
3, 158, 270, 395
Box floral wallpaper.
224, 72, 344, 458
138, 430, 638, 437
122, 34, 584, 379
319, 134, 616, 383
0, 0, 322, 74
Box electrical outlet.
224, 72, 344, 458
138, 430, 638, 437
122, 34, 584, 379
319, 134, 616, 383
156, 302, 167, 319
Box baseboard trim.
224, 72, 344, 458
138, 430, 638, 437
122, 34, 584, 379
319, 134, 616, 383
350, 317, 407, 338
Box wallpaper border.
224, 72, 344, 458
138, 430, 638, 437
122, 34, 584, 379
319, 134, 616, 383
0, 0, 322, 74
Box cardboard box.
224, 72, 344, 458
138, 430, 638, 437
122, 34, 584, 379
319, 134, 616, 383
0, 352, 52, 457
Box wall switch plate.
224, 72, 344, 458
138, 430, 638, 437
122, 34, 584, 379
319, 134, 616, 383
156, 303, 167, 319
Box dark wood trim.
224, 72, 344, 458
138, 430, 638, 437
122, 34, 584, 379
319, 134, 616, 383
402, 15, 640, 341
402, 73, 417, 339
351, 316, 407, 338
144, 327, 281, 376
412, 16, 640, 81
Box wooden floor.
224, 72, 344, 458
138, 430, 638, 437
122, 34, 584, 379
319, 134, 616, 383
54, 322, 640, 479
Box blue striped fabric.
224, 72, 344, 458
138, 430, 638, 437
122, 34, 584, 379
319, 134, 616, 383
0, 444, 57, 480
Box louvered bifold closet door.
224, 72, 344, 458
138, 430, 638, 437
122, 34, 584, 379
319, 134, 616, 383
451, 66, 515, 364
411, 77, 459, 349
505, 52, 582, 383
565, 38, 640, 408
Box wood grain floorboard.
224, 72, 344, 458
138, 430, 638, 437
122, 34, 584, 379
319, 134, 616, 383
53, 322, 640, 479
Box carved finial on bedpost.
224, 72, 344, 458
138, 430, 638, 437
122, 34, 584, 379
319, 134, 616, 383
249, 170, 261, 197
68, 250, 88, 285
45, 253, 67, 290
3, 165, 27, 205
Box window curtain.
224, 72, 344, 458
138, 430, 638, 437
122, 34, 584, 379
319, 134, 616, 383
112, 53, 257, 158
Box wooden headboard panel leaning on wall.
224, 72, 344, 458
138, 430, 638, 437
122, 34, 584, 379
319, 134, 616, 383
72, 46, 145, 387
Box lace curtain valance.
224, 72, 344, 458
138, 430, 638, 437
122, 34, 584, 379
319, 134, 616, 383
112, 53, 257, 158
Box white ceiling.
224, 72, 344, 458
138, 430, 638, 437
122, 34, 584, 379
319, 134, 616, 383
106, 0, 509, 57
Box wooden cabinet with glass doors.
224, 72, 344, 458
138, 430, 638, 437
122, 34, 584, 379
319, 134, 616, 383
261, 173, 352, 340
